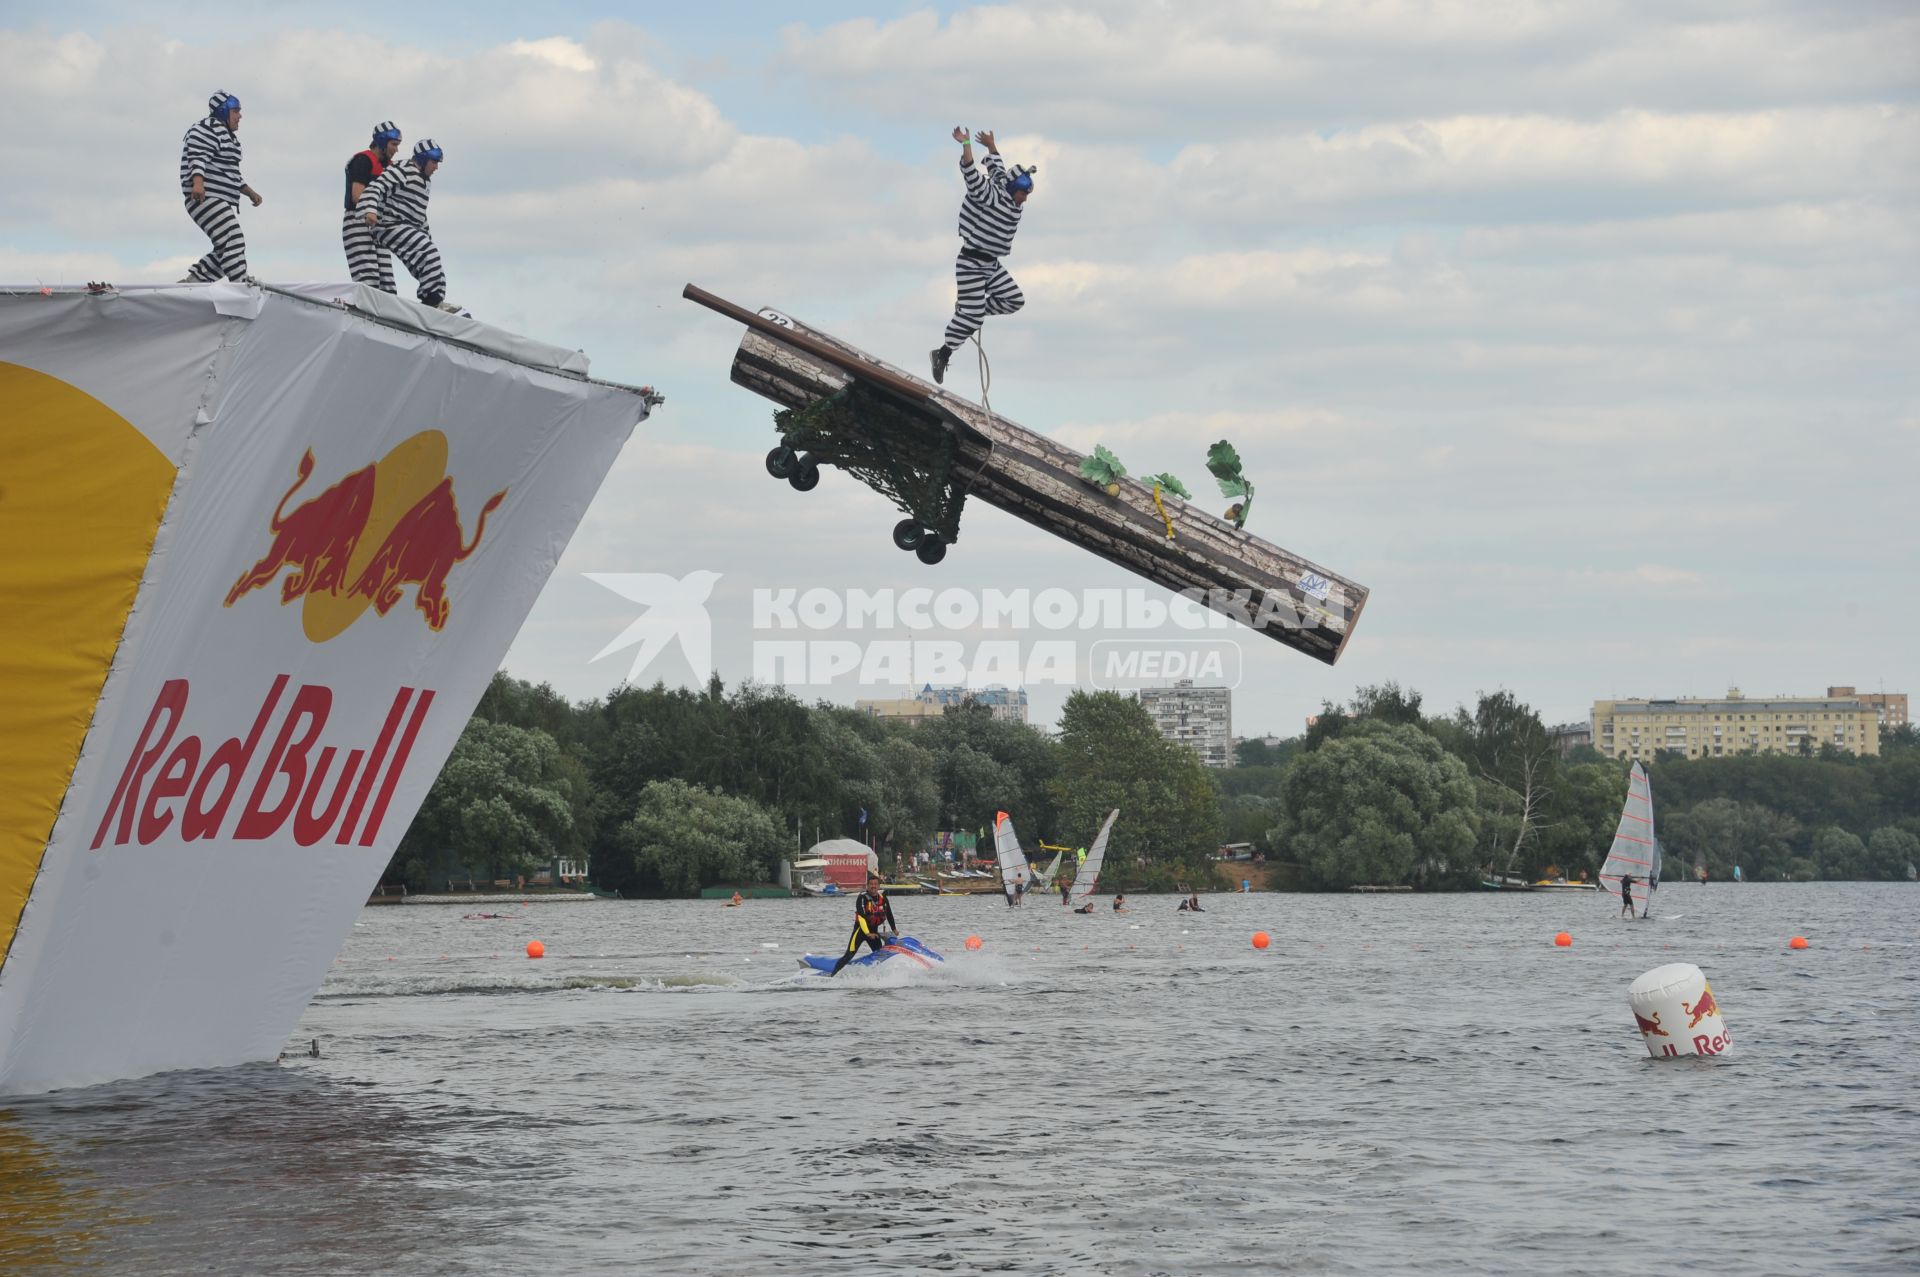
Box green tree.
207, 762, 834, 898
919, 701, 1060, 837
1864, 827, 1920, 880
1810, 826, 1867, 880
1050, 691, 1221, 883
605, 778, 786, 897
1269, 721, 1479, 889
398, 720, 580, 886
1234, 736, 1300, 769
1536, 762, 1628, 879
1662, 797, 1800, 881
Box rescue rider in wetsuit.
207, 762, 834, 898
829, 872, 898, 976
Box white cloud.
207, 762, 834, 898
2, 6, 1913, 735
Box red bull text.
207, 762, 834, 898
90, 675, 432, 850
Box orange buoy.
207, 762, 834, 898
1252, 931, 1270, 950
964, 935, 983, 951
1554, 932, 1572, 947
526, 940, 545, 959
1789, 936, 1809, 950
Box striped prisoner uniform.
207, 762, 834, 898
179, 115, 248, 281
342, 149, 396, 292
941, 150, 1026, 353
356, 159, 445, 306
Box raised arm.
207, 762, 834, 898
975, 129, 1006, 178
954, 125, 987, 197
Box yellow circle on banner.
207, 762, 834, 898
300, 430, 447, 642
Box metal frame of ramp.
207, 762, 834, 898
683, 284, 1367, 664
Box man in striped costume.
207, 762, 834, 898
342, 121, 403, 291
356, 138, 457, 312
179, 91, 262, 282
930, 127, 1033, 385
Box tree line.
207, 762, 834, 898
388, 673, 1920, 895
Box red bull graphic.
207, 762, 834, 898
89, 675, 433, 851
1683, 983, 1720, 1030
223, 431, 506, 641
1634, 1010, 1668, 1038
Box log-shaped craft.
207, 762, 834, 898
684, 284, 1367, 665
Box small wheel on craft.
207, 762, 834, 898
789, 460, 821, 492
915, 534, 948, 565
765, 445, 797, 479
892, 519, 925, 551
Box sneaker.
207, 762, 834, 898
435, 300, 467, 315
929, 346, 950, 385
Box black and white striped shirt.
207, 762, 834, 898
356, 158, 432, 232
957, 152, 1023, 259
180, 117, 244, 204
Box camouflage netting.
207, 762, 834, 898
774, 383, 968, 541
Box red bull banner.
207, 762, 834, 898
0, 284, 654, 1094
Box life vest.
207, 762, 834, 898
858, 891, 888, 927
356, 148, 388, 178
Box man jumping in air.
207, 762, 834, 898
179, 91, 262, 282
930, 127, 1033, 385
829, 873, 898, 976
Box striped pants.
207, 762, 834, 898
374, 224, 446, 307
941, 252, 1024, 351
182, 197, 248, 282
342, 208, 395, 292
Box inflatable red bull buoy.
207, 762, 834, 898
1629, 962, 1729, 1058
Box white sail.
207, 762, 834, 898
994, 811, 1029, 900
1066, 810, 1120, 908
1035, 848, 1064, 889
1598, 762, 1657, 911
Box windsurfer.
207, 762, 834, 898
829, 873, 897, 976
1619, 874, 1636, 917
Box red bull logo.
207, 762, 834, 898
1684, 983, 1720, 1030
1634, 1010, 1668, 1038
90, 675, 432, 850
224, 431, 506, 642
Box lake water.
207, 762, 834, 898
2, 884, 1915, 1275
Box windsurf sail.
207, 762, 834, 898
1066, 809, 1120, 909
1598, 762, 1657, 914
994, 811, 1029, 900
1734, 865, 1744, 883
1035, 847, 1064, 889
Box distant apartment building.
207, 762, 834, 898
1827, 686, 1907, 730
1139, 679, 1233, 768
1547, 722, 1593, 757
1590, 688, 1881, 761
855, 683, 1030, 725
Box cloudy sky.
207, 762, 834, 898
5, 1, 1915, 737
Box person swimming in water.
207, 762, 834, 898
1112, 893, 1129, 913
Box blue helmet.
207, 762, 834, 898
371, 120, 402, 147
413, 138, 444, 164
1006, 163, 1036, 195
208, 90, 240, 123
